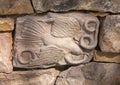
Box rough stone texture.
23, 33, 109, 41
99, 15, 120, 53
0, 18, 14, 31
0, 33, 12, 73
0, 0, 33, 15
94, 50, 120, 63
0, 68, 59, 85
32, 0, 120, 13
56, 62, 120, 85
13, 12, 99, 68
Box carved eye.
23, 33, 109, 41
84, 19, 97, 32
18, 51, 33, 64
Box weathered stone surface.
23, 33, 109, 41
94, 50, 120, 63
32, 0, 120, 13
0, 18, 14, 31
13, 12, 99, 68
0, 0, 33, 15
0, 68, 59, 85
0, 33, 12, 73
56, 62, 120, 85
99, 15, 120, 53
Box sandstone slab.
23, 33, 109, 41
0, 33, 12, 73
0, 0, 33, 15
99, 15, 120, 53
32, 0, 120, 13
0, 68, 59, 85
13, 12, 99, 68
0, 18, 14, 31
94, 50, 120, 63
56, 62, 120, 85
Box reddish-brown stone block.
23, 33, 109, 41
0, 33, 12, 73
0, 0, 34, 15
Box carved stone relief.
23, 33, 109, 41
13, 12, 99, 68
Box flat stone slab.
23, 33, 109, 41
99, 15, 120, 53
94, 50, 120, 63
32, 0, 120, 13
0, 33, 12, 73
0, 0, 33, 15
0, 68, 59, 85
0, 18, 14, 31
13, 12, 99, 68
56, 62, 120, 85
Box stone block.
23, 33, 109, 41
0, 0, 33, 15
0, 68, 59, 85
32, 0, 120, 13
13, 12, 99, 68
0, 18, 14, 31
0, 33, 12, 73
99, 15, 120, 53
56, 62, 120, 85
94, 50, 120, 63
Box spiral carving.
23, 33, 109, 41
79, 19, 99, 50
84, 19, 97, 33
18, 50, 34, 64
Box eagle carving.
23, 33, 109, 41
13, 12, 99, 68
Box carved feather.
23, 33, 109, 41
21, 18, 53, 42
29, 46, 65, 68
51, 16, 80, 38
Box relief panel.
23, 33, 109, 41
13, 12, 99, 68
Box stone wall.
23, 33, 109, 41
0, 0, 120, 85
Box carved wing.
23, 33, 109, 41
21, 17, 52, 43
28, 46, 65, 68
51, 16, 80, 38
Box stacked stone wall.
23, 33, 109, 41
0, 0, 120, 85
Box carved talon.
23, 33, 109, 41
64, 53, 92, 64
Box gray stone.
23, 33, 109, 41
13, 12, 99, 68
32, 0, 120, 13
0, 68, 59, 85
56, 62, 120, 85
99, 15, 120, 53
